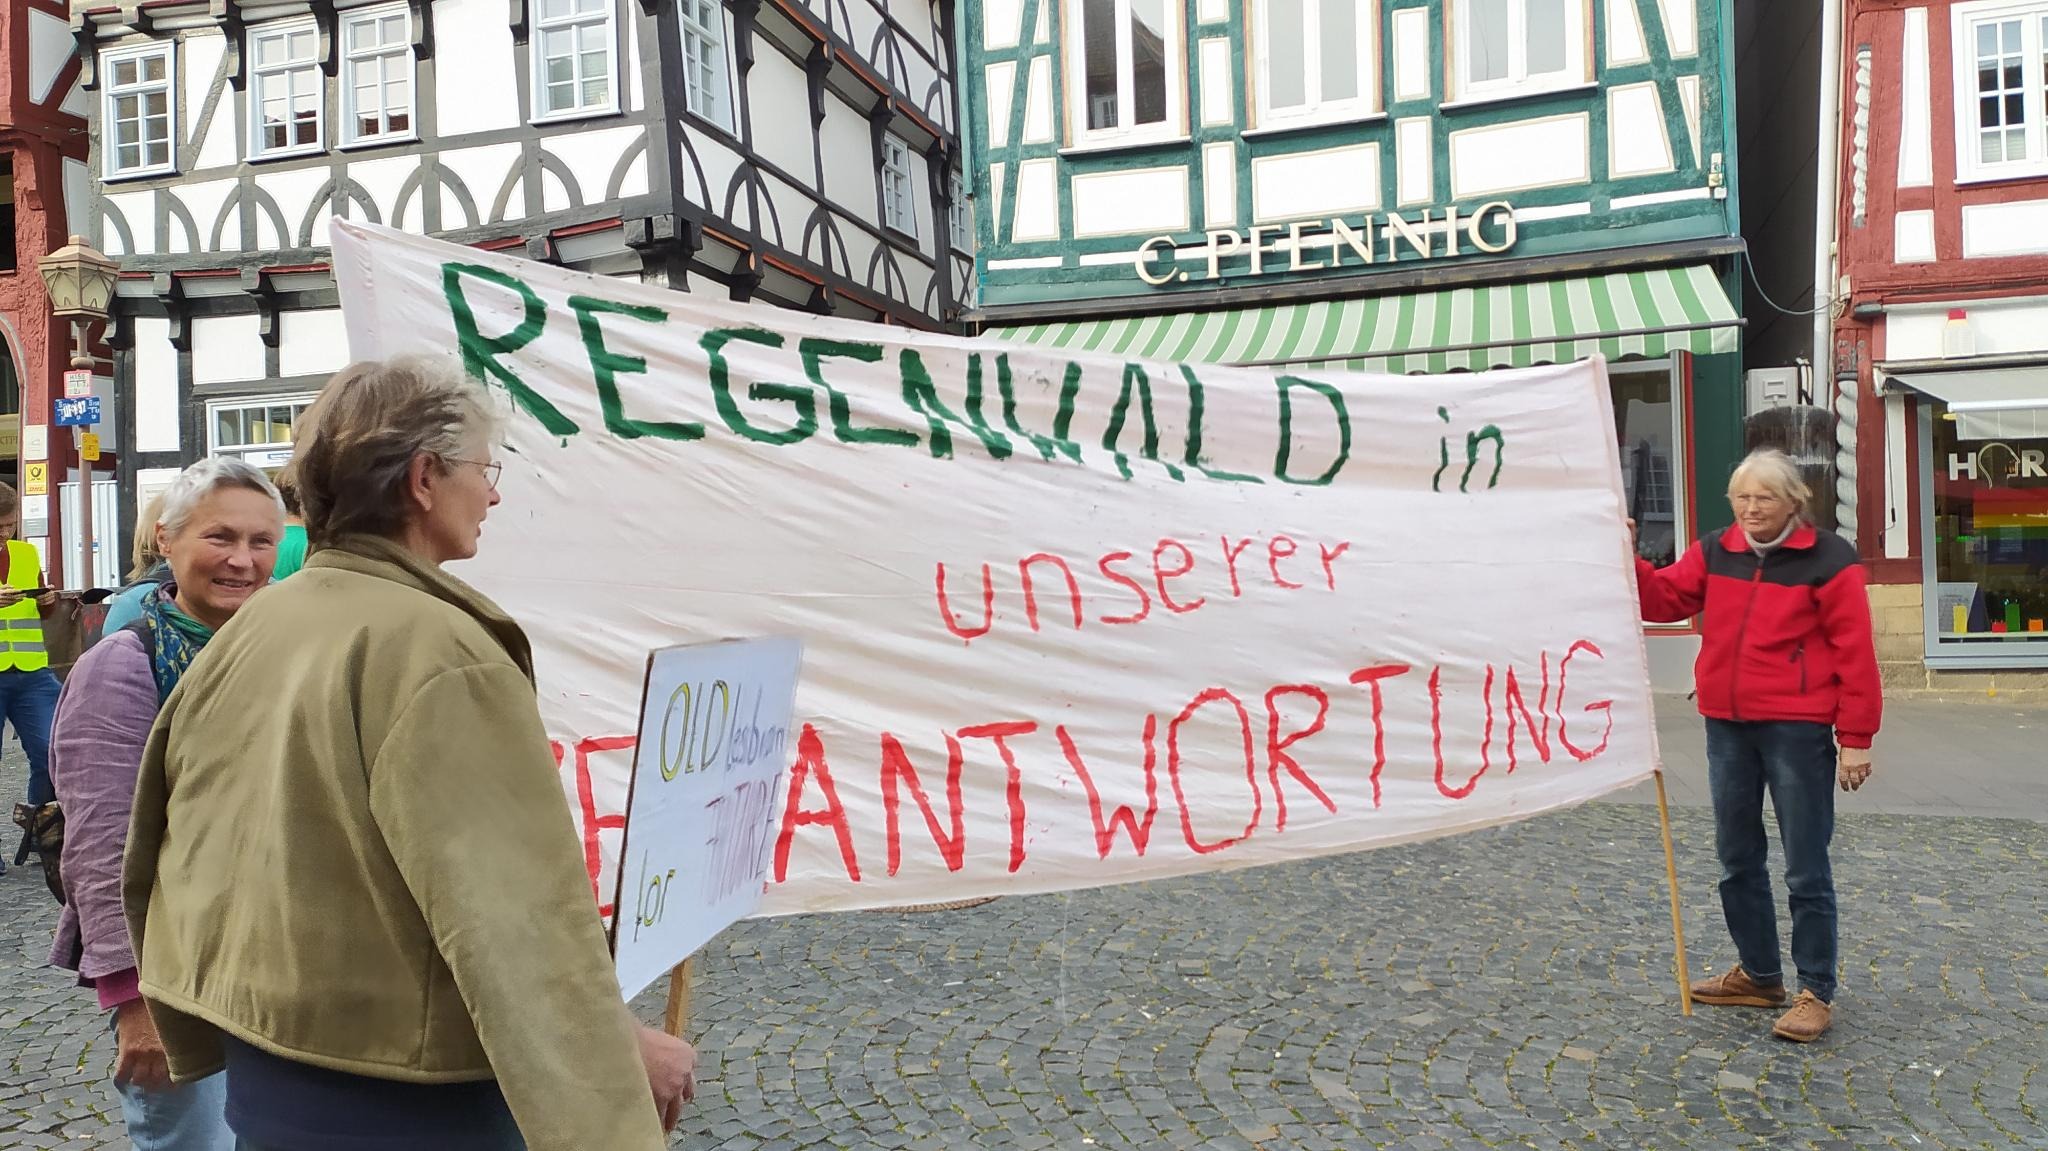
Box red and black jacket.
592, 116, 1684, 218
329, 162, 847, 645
1636, 523, 1882, 748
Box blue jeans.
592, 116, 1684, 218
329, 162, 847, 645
110, 1016, 236, 1150
0, 668, 60, 807
1704, 718, 1839, 1003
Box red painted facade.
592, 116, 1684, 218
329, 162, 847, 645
0, 0, 91, 583
1833, 0, 2048, 580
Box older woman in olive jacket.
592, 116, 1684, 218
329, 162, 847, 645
123, 357, 696, 1150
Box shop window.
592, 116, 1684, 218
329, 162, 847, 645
881, 135, 918, 237
342, 5, 417, 145
1952, 2, 2048, 181
102, 44, 177, 178
680, 0, 733, 130
1926, 403, 2048, 658
1450, 0, 1590, 104
0, 155, 15, 273
250, 19, 324, 158
209, 397, 317, 471
1612, 361, 1687, 571
534, 0, 618, 120
1065, 0, 1184, 147
1254, 0, 1379, 129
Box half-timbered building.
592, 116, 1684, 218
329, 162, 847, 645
1831, 0, 2048, 687
958, 0, 1749, 687
2, 0, 99, 583
75, 0, 971, 566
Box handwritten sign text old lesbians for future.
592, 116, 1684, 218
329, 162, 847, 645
609, 638, 801, 1000
329, 220, 1662, 919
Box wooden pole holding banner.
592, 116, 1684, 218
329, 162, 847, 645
1654, 771, 1693, 1016
662, 959, 695, 1036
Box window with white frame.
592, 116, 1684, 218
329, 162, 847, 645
679, 0, 732, 129
1066, 0, 1184, 146
208, 396, 317, 470
250, 20, 323, 158
101, 45, 176, 177
1452, 0, 1590, 103
1255, 0, 1379, 128
948, 169, 971, 250
342, 5, 416, 145
881, 135, 917, 236
1953, 1, 2048, 181
534, 0, 618, 119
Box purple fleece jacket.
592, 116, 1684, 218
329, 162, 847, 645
48, 629, 155, 1009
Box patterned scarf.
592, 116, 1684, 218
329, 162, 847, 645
136, 583, 216, 704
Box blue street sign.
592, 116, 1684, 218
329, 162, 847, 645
54, 396, 100, 427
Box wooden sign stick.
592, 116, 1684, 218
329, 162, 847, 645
663, 958, 696, 1037
1654, 770, 1694, 1016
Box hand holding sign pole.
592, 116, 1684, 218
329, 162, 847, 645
608, 637, 805, 1033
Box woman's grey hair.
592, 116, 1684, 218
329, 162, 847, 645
157, 457, 287, 541
1727, 449, 1812, 516
285, 354, 501, 545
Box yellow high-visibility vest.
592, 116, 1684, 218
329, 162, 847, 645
0, 539, 49, 672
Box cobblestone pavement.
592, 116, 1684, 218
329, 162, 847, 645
6, 718, 2045, 1149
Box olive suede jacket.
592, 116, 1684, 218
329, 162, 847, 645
122, 536, 664, 1150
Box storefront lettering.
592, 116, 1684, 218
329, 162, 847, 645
1948, 445, 2048, 483
1134, 202, 1519, 287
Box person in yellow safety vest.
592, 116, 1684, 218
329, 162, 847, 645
0, 482, 61, 874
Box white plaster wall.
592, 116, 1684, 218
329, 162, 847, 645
106, 191, 155, 256
279, 309, 352, 378
1010, 158, 1058, 241
1961, 200, 2048, 258
1893, 210, 1935, 263
1071, 167, 1189, 237
820, 97, 880, 230
748, 50, 817, 184
1608, 84, 1675, 178
436, 0, 521, 136
259, 166, 331, 247
1251, 145, 1381, 223
191, 315, 264, 386
346, 155, 415, 228
1886, 296, 2048, 358
28, 8, 74, 105
543, 125, 648, 202
984, 62, 1016, 149
1449, 114, 1591, 199
186, 35, 236, 172
132, 317, 181, 454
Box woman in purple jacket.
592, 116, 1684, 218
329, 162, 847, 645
49, 457, 283, 1149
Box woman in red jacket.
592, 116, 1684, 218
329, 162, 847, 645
1636, 448, 1881, 1043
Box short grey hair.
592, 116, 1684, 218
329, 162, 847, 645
1727, 449, 1812, 516
286, 354, 502, 545
158, 457, 288, 540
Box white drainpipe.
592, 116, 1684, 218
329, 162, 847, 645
1814, 0, 1855, 545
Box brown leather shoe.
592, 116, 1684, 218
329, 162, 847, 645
1772, 990, 1833, 1042
1690, 964, 1788, 1007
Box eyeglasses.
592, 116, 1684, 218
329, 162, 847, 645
444, 457, 503, 490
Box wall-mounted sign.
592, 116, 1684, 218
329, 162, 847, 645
54, 396, 101, 427
22, 424, 45, 461
1135, 200, 1520, 287
1949, 444, 2048, 484
62, 370, 94, 399
23, 461, 48, 496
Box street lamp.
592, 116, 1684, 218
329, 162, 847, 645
36, 235, 121, 588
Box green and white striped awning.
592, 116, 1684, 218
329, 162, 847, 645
985, 264, 1740, 374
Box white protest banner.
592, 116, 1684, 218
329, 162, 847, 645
611, 637, 802, 1000
331, 220, 1661, 920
